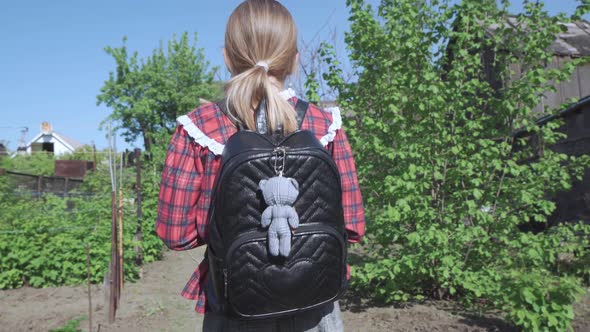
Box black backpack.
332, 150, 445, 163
206, 98, 348, 319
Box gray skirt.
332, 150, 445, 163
201, 302, 344, 332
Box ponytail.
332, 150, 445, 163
225, 62, 297, 132
224, 0, 299, 133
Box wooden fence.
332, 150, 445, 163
2, 169, 85, 197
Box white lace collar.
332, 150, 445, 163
177, 88, 342, 155
279, 88, 296, 100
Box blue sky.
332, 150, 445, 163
0, 0, 585, 151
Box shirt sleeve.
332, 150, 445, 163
155, 124, 205, 250
330, 127, 366, 244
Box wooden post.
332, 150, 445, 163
108, 191, 117, 323
86, 243, 93, 332
37, 176, 42, 198
134, 148, 143, 272
64, 177, 69, 197
118, 189, 124, 294
92, 144, 97, 171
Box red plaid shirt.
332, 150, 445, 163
156, 95, 365, 314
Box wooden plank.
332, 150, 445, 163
577, 64, 590, 97
533, 100, 545, 114
509, 62, 522, 83
483, 48, 502, 91
541, 56, 562, 111
118, 190, 124, 294
135, 148, 143, 271
109, 191, 118, 323
559, 57, 581, 103
54, 160, 90, 178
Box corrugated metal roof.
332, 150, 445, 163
550, 21, 590, 56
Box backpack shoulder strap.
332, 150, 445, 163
295, 99, 309, 129
215, 99, 244, 131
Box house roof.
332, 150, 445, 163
486, 18, 590, 57
53, 131, 84, 150
26, 130, 84, 152
549, 21, 590, 56
535, 94, 590, 126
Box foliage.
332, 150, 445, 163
1, 146, 106, 176
1, 152, 55, 176
0, 30, 217, 293
494, 271, 582, 331
304, 71, 321, 105
317, 0, 590, 330
97, 32, 223, 152
58, 145, 98, 162
49, 316, 85, 332
1, 30, 224, 293
0, 153, 163, 289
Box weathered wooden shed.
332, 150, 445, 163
484, 18, 590, 113
539, 96, 590, 225
512, 94, 590, 231
530, 20, 589, 113
478, 17, 590, 226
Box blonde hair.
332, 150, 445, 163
224, 0, 299, 133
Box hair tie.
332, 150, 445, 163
255, 61, 269, 73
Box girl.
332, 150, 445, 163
156, 1, 365, 330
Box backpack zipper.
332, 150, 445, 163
218, 148, 339, 195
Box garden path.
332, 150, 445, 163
1, 247, 588, 331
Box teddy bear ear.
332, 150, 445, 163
259, 179, 268, 190
289, 178, 299, 190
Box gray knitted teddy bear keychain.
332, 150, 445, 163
259, 147, 300, 257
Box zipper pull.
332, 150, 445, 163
223, 269, 228, 299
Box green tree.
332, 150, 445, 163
319, 0, 590, 330
97, 32, 222, 152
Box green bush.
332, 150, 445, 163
316, 0, 590, 330
0, 156, 163, 289
0, 31, 216, 292
1, 152, 55, 176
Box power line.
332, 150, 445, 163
0, 126, 28, 130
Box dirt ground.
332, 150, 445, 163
1, 247, 589, 332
